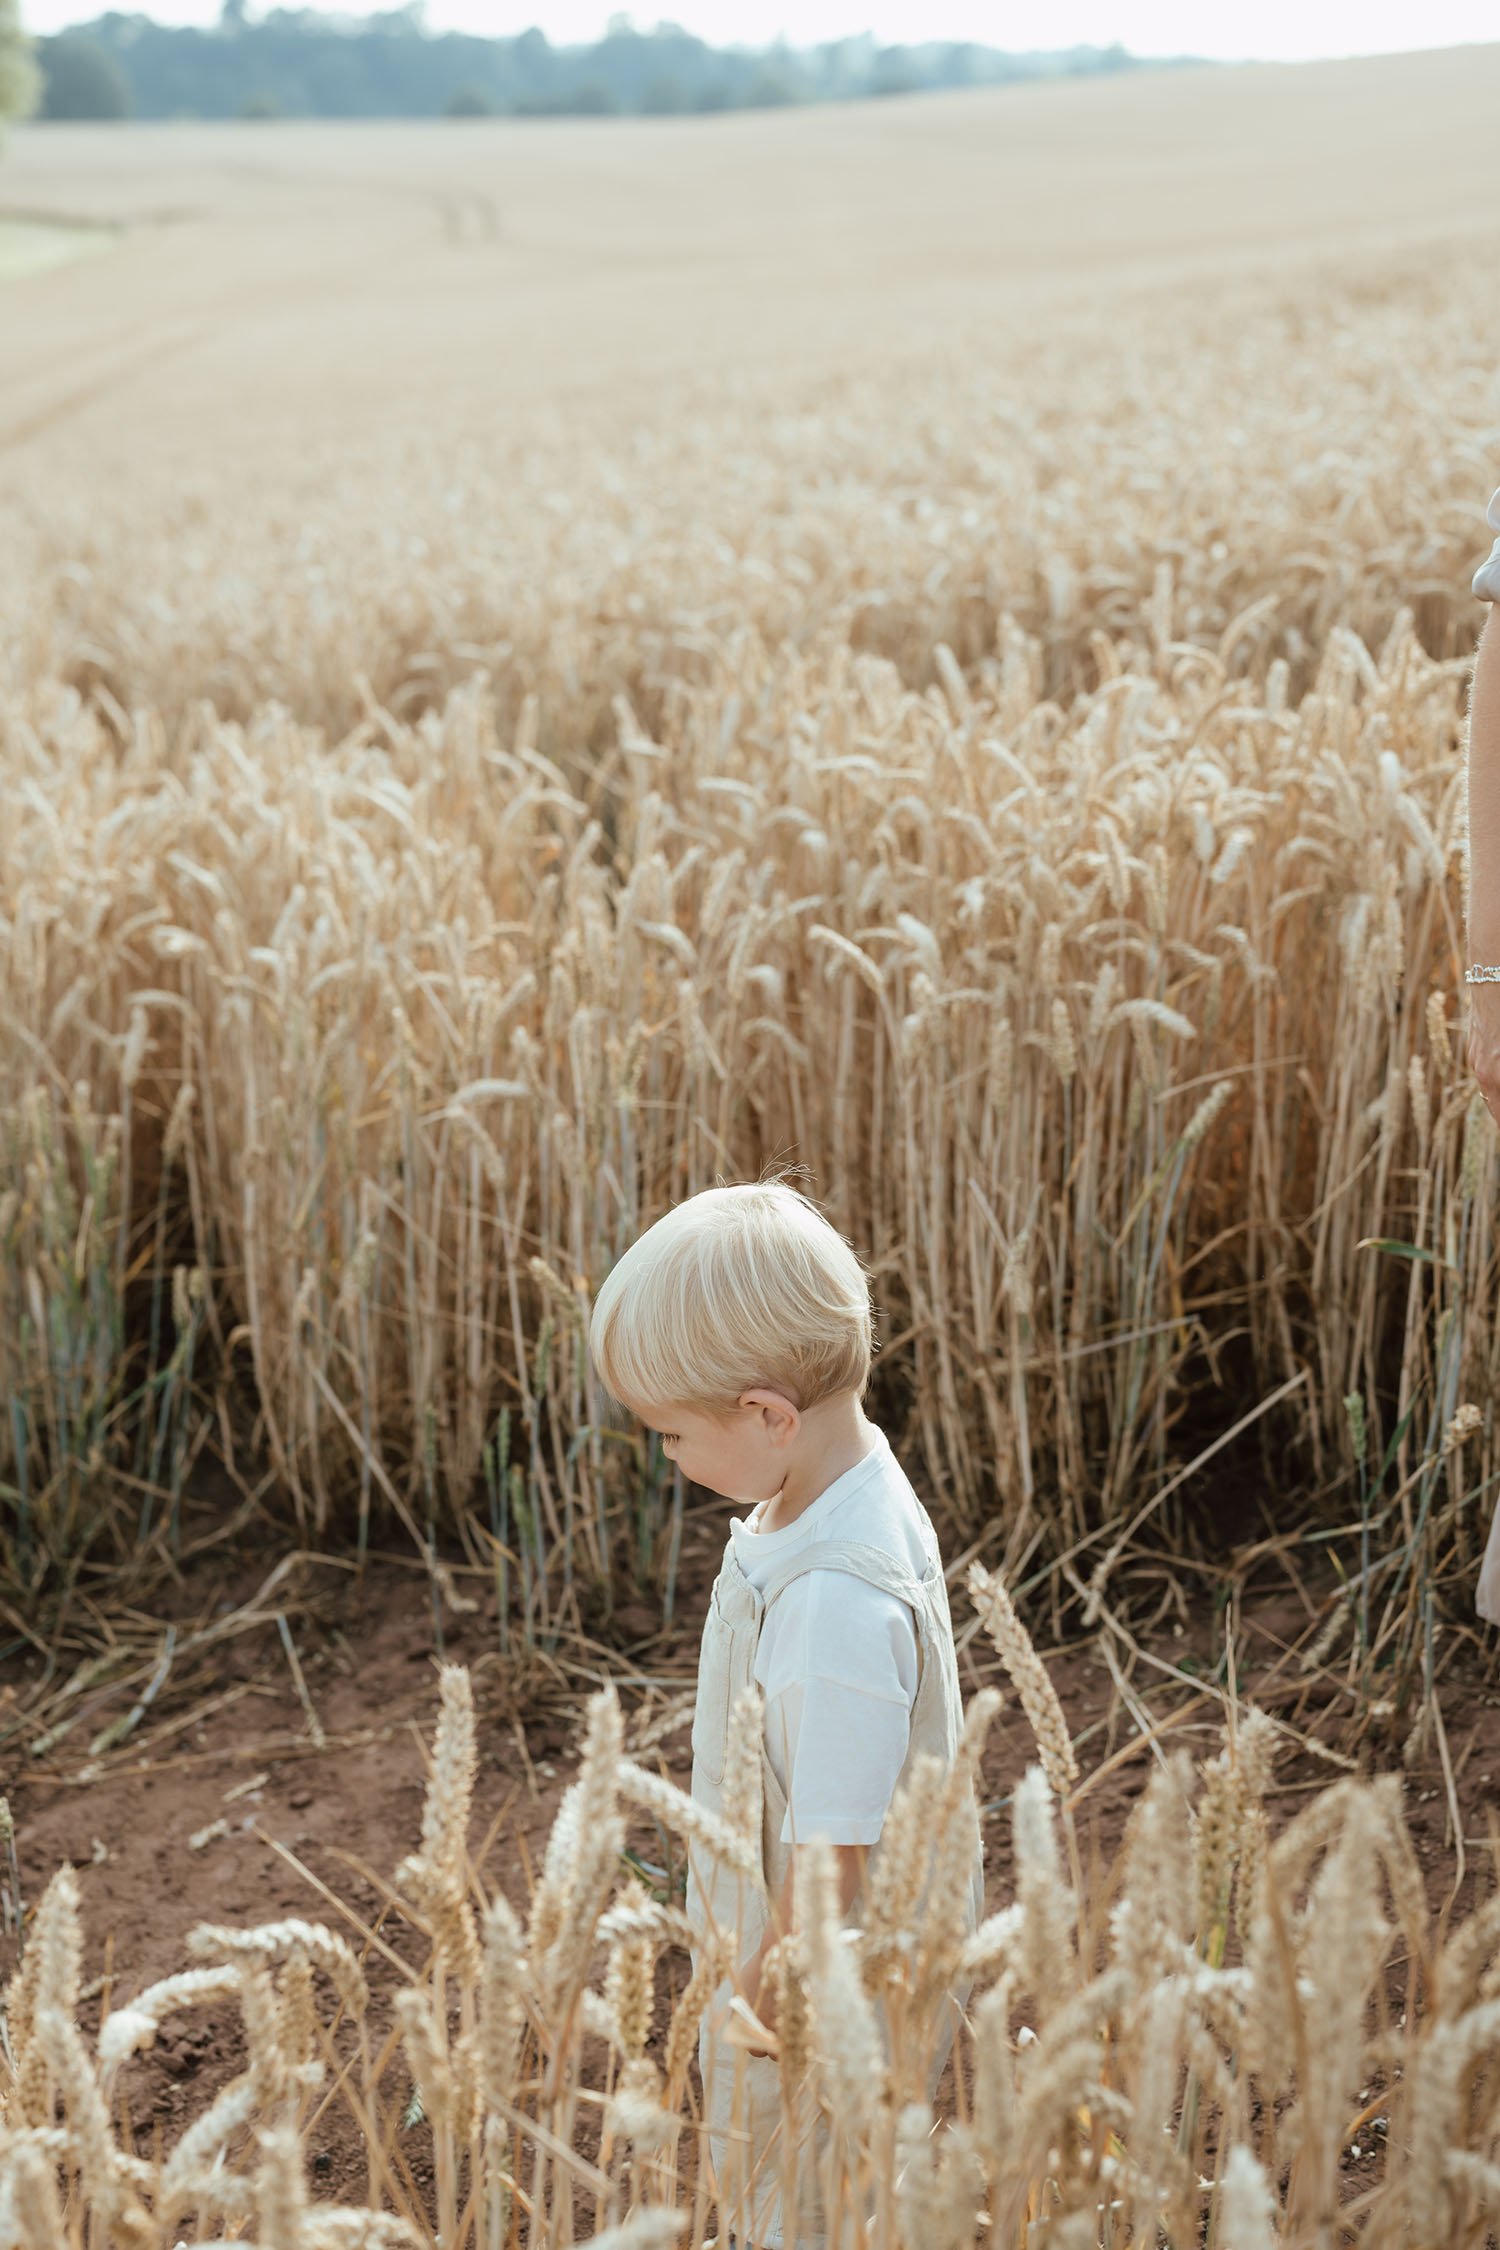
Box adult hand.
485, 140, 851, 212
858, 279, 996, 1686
1467, 985, 1500, 1126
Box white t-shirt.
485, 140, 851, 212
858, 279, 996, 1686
1476, 488, 1500, 603
728, 1425, 939, 1847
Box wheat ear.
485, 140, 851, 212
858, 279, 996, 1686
967, 1564, 1077, 1800
1218, 2142, 1280, 2250
797, 1835, 885, 2139
186, 1918, 368, 2015
396, 1661, 481, 1986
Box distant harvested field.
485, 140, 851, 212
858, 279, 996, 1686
0, 47, 1498, 481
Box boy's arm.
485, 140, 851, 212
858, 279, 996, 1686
737, 1841, 865, 2051
1467, 609, 1500, 1120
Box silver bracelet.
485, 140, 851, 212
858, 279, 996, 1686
1467, 965, 1500, 983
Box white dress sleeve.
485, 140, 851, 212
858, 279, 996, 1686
1475, 488, 1500, 603
755, 1571, 920, 1846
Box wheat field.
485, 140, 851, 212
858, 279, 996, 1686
2, 52, 1500, 2236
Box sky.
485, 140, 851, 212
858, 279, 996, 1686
19, 0, 1498, 58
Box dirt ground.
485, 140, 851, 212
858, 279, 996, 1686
5, 1490, 1500, 2219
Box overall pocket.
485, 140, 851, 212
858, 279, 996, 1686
690, 1577, 734, 1788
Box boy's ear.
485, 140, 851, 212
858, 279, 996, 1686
740, 1387, 799, 1443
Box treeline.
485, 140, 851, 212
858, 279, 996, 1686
32, 5, 1169, 124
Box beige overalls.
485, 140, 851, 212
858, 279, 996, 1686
686, 1528, 985, 2250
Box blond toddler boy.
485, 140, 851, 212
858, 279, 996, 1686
589, 1178, 983, 2250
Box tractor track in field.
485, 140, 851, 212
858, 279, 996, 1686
0, 319, 211, 455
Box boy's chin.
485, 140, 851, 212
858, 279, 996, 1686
712, 1476, 778, 1507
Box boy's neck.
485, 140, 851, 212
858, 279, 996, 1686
757, 1395, 880, 1533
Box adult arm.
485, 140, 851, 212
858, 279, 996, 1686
1467, 609, 1500, 1117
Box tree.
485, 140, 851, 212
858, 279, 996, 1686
39, 33, 131, 119
641, 70, 684, 114
744, 61, 793, 108
871, 46, 918, 97
0, 0, 42, 135
14, 14, 1156, 125
444, 81, 494, 115
568, 76, 618, 115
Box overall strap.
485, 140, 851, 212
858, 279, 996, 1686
759, 1536, 932, 1616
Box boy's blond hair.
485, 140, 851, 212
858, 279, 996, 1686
588, 1179, 874, 1418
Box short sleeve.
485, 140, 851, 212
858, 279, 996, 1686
1474, 487, 1500, 603
772, 1676, 914, 1844
755, 1572, 920, 1846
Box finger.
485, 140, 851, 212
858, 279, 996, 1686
724, 1996, 780, 2056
